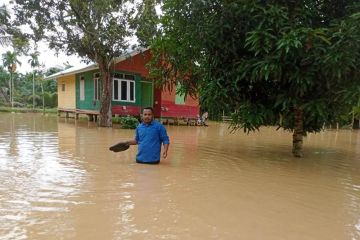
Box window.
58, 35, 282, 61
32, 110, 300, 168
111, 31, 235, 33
114, 73, 123, 79
114, 79, 119, 100
125, 74, 135, 80
113, 73, 135, 80
61, 84, 65, 92
94, 73, 101, 101
80, 76, 85, 101
113, 74, 135, 102
175, 82, 185, 104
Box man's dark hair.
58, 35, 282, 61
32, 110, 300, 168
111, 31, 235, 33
143, 107, 154, 113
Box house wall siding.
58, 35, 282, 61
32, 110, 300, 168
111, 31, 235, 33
160, 88, 199, 118
57, 75, 76, 109
76, 70, 100, 111
114, 50, 152, 77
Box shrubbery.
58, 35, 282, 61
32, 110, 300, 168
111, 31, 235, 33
112, 116, 139, 129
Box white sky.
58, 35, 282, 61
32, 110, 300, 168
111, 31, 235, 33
0, 41, 85, 74
0, 0, 93, 73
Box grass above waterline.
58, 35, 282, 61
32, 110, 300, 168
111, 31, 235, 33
0, 107, 58, 114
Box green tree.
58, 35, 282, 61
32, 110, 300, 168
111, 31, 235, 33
0, 66, 10, 104
2, 51, 21, 108
0, 4, 11, 46
12, 0, 136, 126
28, 50, 40, 109
1, 4, 29, 52
133, 0, 160, 47
150, 0, 360, 157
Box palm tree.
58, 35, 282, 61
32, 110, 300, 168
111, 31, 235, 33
35, 65, 46, 114
28, 51, 40, 109
0, 5, 11, 47
2, 51, 21, 108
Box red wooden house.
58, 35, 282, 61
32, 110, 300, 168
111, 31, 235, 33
45, 49, 200, 121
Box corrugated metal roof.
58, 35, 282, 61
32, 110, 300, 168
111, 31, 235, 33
44, 47, 149, 80
44, 63, 97, 80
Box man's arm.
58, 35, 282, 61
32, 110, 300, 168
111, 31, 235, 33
159, 125, 170, 158
162, 143, 169, 158
126, 139, 138, 145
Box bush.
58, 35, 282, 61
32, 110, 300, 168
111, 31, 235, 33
43, 92, 58, 108
0, 101, 8, 107
113, 116, 139, 129
43, 92, 51, 107
27, 94, 42, 107
52, 93, 58, 107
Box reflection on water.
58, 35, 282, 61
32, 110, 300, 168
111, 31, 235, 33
0, 113, 359, 239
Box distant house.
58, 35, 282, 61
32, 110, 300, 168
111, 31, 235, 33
44, 49, 200, 121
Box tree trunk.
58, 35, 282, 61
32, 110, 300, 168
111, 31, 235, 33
98, 62, 112, 127
41, 80, 45, 114
8, 76, 11, 106
292, 107, 304, 157
10, 72, 13, 108
33, 72, 35, 109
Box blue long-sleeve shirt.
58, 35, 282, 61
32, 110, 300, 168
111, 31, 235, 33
135, 120, 170, 163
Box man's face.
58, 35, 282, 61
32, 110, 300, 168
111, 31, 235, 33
142, 109, 153, 123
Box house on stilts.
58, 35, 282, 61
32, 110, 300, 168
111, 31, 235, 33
44, 49, 200, 124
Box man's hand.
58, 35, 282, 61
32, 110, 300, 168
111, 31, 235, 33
162, 144, 169, 159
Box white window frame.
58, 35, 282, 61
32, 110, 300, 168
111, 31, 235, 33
94, 73, 101, 101
113, 77, 136, 103
80, 76, 85, 101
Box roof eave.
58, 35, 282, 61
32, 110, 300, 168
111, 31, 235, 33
43, 47, 150, 81
112, 47, 150, 64
44, 65, 98, 81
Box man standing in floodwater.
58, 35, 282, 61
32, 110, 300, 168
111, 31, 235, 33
126, 107, 170, 164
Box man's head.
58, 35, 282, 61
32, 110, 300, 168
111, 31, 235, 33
142, 107, 154, 124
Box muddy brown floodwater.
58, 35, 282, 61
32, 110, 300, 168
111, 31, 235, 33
0, 113, 359, 240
